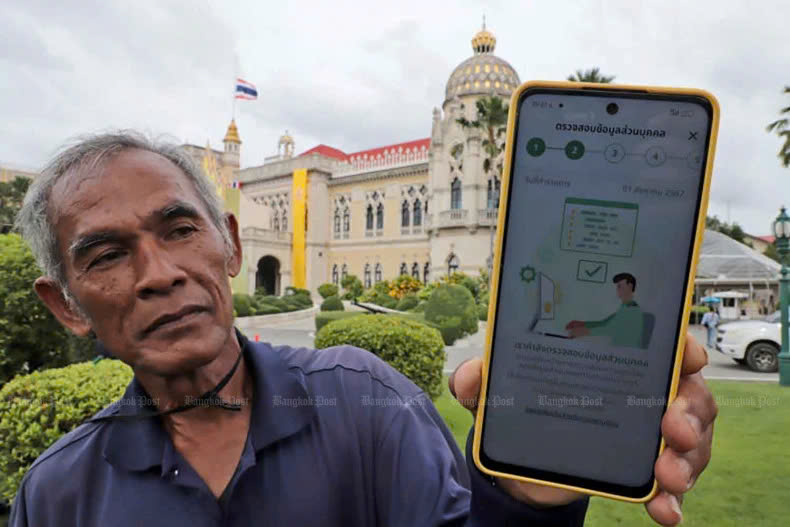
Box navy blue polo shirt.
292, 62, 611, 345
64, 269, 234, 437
10, 332, 588, 526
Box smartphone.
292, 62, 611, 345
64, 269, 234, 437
473, 81, 719, 502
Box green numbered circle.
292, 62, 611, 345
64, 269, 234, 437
526, 137, 546, 157
564, 140, 585, 160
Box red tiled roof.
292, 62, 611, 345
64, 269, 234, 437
299, 138, 431, 162
756, 235, 776, 243
299, 144, 348, 161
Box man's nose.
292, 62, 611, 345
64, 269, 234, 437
134, 239, 187, 298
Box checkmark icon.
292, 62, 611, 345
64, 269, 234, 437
585, 265, 603, 277
577, 260, 608, 283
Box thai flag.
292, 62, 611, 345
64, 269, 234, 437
235, 78, 257, 100
231, 181, 241, 189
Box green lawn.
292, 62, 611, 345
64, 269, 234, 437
434, 379, 790, 526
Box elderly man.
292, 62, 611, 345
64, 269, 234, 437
10, 133, 716, 526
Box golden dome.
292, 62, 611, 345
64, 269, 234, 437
223, 119, 241, 144
471, 23, 496, 55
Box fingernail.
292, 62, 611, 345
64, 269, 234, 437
668, 494, 683, 523
678, 457, 693, 483
686, 475, 696, 491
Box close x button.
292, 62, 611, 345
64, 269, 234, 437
688, 131, 698, 141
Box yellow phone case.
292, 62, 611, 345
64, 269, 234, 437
472, 80, 720, 503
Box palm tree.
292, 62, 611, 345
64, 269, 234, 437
456, 95, 509, 174
567, 67, 615, 83
766, 86, 790, 167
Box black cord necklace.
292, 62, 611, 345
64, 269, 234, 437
86, 349, 245, 423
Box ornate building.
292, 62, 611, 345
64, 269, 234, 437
190, 24, 522, 296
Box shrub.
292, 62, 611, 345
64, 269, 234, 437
285, 286, 312, 302
388, 275, 422, 300
412, 300, 427, 313
0, 360, 133, 503
341, 274, 363, 301
416, 281, 438, 301
0, 234, 81, 385
439, 271, 479, 299
315, 311, 366, 332
232, 293, 254, 317
258, 296, 288, 312
315, 315, 445, 399
424, 284, 478, 345
396, 294, 419, 311
256, 304, 282, 315
317, 283, 339, 299
320, 295, 344, 312
370, 292, 398, 309
477, 303, 489, 321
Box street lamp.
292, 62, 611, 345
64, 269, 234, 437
771, 206, 790, 386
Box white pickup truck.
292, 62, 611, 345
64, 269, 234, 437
716, 311, 781, 372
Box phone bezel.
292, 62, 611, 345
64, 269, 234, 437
478, 85, 715, 500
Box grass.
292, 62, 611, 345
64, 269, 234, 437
434, 379, 790, 526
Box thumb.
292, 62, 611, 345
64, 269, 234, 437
449, 358, 484, 413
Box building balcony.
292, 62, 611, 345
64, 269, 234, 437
478, 208, 498, 226
438, 209, 468, 227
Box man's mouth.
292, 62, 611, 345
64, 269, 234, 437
144, 305, 208, 335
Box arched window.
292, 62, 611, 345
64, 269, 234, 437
364, 264, 372, 288
401, 200, 410, 227
411, 262, 420, 279
273, 214, 280, 231
366, 205, 374, 231
450, 178, 462, 209
281, 210, 288, 231
374, 263, 382, 283
341, 263, 348, 280
413, 199, 422, 226
334, 211, 341, 236
423, 262, 430, 284
342, 207, 350, 234
487, 178, 501, 209
332, 264, 339, 285
448, 253, 459, 275
400, 262, 408, 276
376, 203, 384, 230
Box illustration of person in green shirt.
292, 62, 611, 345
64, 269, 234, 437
565, 272, 650, 349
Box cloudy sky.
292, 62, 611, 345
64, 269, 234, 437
1, 0, 787, 234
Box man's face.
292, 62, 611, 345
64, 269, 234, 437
615, 279, 634, 303
42, 149, 241, 375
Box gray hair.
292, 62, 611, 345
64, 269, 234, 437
15, 131, 233, 303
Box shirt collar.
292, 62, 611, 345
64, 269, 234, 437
103, 328, 316, 472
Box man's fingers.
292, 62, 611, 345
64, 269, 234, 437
662, 372, 718, 453
681, 332, 708, 376
645, 490, 683, 526
449, 358, 483, 412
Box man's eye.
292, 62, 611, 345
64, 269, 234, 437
170, 225, 196, 239
90, 251, 123, 268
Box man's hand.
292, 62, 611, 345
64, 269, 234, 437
449, 332, 717, 526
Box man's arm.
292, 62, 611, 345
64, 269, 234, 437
373, 391, 588, 526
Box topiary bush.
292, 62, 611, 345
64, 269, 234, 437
315, 311, 366, 332
412, 300, 427, 313
0, 359, 134, 503
424, 284, 478, 345
341, 274, 363, 301
285, 286, 312, 302
315, 315, 445, 399
477, 302, 489, 321
320, 295, 344, 312
396, 294, 419, 312
232, 293, 254, 317
317, 283, 339, 299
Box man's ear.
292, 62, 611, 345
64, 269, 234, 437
34, 277, 93, 337
224, 212, 243, 278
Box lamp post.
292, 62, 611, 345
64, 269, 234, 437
772, 206, 790, 386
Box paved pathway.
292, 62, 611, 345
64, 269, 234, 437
241, 315, 778, 383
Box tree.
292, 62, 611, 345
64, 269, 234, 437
766, 86, 790, 167
0, 234, 93, 386
457, 95, 509, 175
763, 243, 781, 263
0, 176, 32, 233
705, 215, 746, 243
567, 67, 615, 83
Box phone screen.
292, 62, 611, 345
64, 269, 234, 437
480, 88, 713, 498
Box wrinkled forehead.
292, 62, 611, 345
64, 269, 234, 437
50, 149, 207, 244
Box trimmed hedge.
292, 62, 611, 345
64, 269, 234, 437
320, 295, 344, 312
396, 294, 419, 312
424, 284, 478, 345
0, 360, 134, 503
315, 315, 445, 399
232, 293, 254, 317
317, 283, 339, 299
315, 311, 366, 332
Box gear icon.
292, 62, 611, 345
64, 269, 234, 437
520, 265, 536, 284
